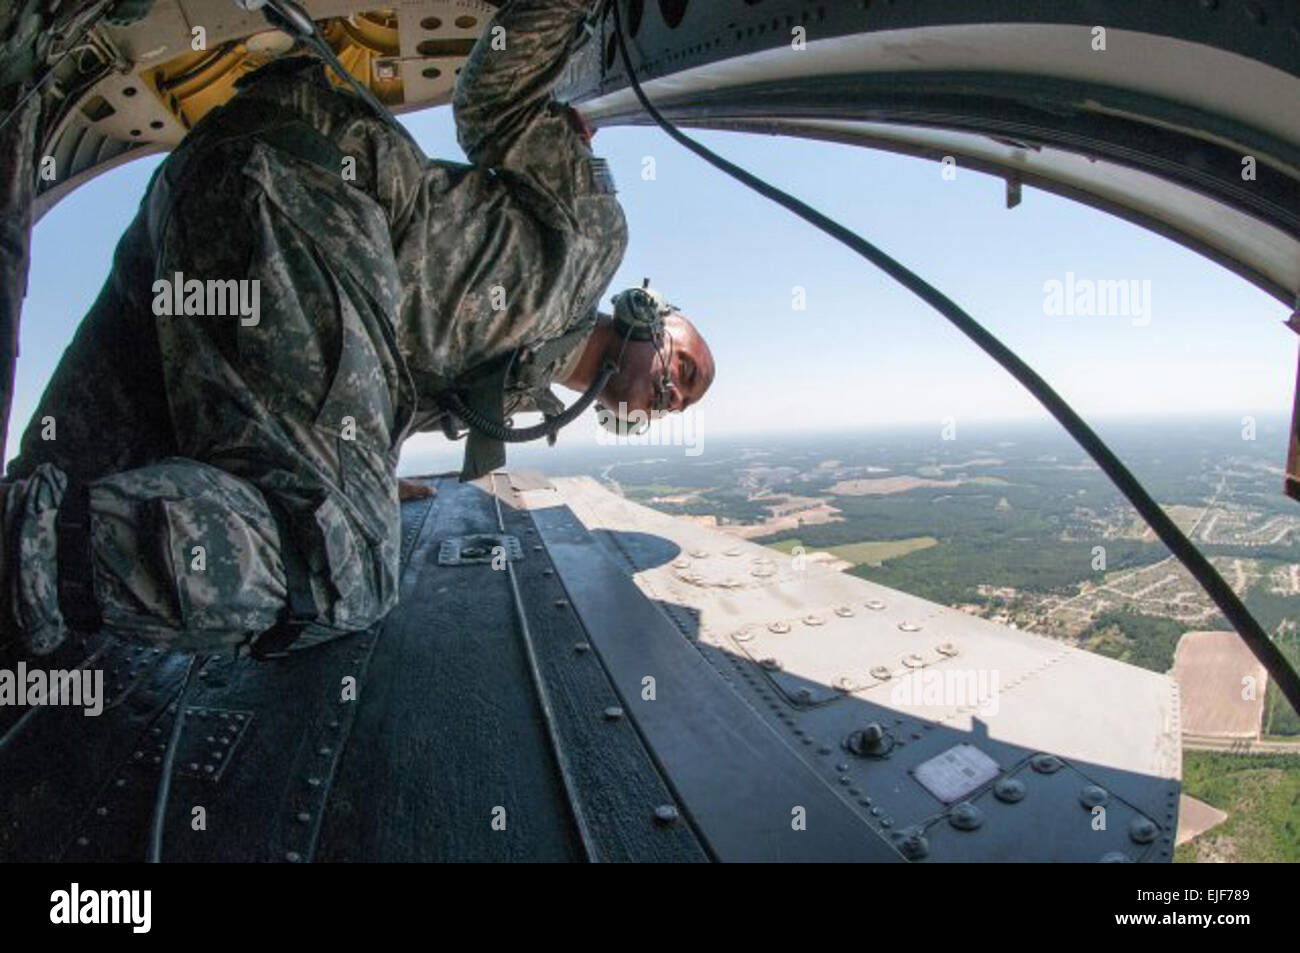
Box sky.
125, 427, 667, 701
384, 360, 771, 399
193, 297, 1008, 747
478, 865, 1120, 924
13, 103, 1296, 475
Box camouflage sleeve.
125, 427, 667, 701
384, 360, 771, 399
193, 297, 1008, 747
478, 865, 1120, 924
452, 0, 604, 231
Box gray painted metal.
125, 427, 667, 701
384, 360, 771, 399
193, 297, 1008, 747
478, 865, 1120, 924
525, 484, 904, 862
0, 481, 711, 861
544, 476, 1182, 862
489, 472, 709, 862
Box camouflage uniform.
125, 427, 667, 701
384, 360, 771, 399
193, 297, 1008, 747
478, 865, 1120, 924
2, 0, 627, 655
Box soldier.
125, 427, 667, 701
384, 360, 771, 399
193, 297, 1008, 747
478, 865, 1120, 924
0, 0, 714, 659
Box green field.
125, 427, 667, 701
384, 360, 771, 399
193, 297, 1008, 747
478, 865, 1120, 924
1175, 752, 1300, 863
767, 536, 939, 566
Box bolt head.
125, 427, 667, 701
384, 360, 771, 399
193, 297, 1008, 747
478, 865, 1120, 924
994, 777, 1026, 803
1080, 784, 1109, 809
653, 804, 679, 825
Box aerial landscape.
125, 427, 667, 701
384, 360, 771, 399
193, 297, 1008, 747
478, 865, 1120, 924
505, 413, 1300, 861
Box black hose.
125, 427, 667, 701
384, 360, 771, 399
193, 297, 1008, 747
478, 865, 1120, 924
147, 653, 205, 863
608, 0, 1300, 715
438, 360, 618, 444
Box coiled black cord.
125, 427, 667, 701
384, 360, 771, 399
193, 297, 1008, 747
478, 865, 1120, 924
438, 360, 618, 444
608, 0, 1300, 714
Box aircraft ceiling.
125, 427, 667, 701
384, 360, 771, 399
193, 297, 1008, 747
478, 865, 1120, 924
24, 0, 1300, 307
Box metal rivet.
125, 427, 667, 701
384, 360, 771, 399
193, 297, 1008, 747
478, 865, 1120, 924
949, 801, 984, 831
994, 777, 1026, 803
1129, 816, 1159, 845
188, 762, 199, 771
285, 851, 302, 862
95, 806, 108, 816
893, 828, 928, 860
574, 642, 590, 653
318, 747, 332, 756
296, 812, 312, 823
1080, 784, 1109, 808
1031, 753, 1063, 774
767, 621, 790, 634
835, 606, 854, 618
76, 836, 89, 847
898, 621, 921, 632
802, 614, 824, 627
759, 657, 782, 671
554, 599, 568, 609
653, 804, 679, 825
603, 706, 623, 721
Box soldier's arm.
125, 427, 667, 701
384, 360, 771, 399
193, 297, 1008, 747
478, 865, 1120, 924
452, 0, 606, 230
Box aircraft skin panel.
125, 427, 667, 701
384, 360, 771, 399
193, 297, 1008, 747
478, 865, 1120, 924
541, 474, 1182, 861
573, 24, 1300, 154
560, 14, 1300, 306
519, 483, 907, 862
0, 470, 1179, 861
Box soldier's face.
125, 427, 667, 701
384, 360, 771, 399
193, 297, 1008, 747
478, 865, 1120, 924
607, 313, 714, 417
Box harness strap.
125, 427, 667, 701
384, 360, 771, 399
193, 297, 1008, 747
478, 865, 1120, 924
249, 501, 320, 658
56, 479, 101, 633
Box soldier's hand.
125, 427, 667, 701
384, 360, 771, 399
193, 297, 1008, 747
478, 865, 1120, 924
398, 479, 436, 502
